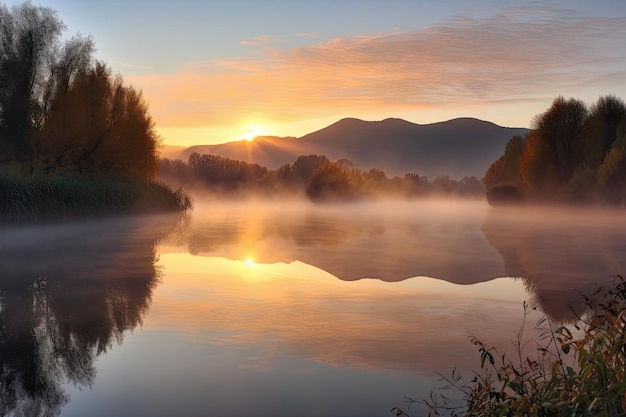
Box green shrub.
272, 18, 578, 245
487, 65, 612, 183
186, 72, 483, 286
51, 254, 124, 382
394, 276, 626, 417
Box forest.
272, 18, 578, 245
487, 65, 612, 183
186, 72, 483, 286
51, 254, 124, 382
0, 3, 189, 223
158, 153, 485, 201
484, 95, 626, 206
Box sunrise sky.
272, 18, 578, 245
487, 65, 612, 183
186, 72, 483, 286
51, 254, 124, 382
6, 0, 626, 146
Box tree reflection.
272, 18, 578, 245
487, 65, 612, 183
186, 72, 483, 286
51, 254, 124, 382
482, 207, 626, 322
0, 214, 181, 416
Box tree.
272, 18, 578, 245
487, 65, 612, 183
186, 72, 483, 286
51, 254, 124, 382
41, 34, 95, 119
529, 96, 589, 185
583, 95, 626, 168
305, 160, 356, 201
597, 133, 626, 205
0, 2, 64, 157
36, 62, 160, 180
483, 135, 525, 189
292, 154, 328, 182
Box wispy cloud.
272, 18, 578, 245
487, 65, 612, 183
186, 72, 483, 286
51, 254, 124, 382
128, 7, 626, 131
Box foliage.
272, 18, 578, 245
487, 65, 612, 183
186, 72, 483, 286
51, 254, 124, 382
0, 169, 191, 225
0, 2, 66, 155
305, 160, 358, 201
0, 2, 159, 181
482, 135, 525, 191
484, 95, 626, 205
393, 276, 626, 417
34, 62, 160, 179
158, 153, 485, 201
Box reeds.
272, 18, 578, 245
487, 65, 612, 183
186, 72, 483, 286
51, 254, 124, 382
0, 169, 192, 225
394, 276, 626, 417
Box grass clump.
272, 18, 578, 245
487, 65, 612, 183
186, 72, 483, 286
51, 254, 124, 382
394, 276, 626, 417
0, 169, 192, 225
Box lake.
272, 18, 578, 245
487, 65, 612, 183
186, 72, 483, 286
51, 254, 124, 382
1, 200, 624, 417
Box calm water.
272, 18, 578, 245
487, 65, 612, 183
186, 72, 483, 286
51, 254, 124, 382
1, 200, 625, 417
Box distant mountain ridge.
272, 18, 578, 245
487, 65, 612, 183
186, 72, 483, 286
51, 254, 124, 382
171, 117, 527, 178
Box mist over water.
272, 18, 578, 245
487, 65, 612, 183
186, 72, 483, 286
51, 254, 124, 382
165, 199, 626, 319
1, 200, 624, 417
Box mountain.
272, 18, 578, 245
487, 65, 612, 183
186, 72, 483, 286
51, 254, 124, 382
174, 117, 528, 178
160, 144, 187, 159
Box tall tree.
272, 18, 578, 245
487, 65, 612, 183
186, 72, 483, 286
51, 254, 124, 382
0, 2, 64, 157
37, 62, 160, 180
583, 95, 626, 168
531, 96, 589, 183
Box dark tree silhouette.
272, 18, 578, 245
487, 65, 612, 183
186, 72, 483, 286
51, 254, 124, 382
0, 2, 159, 180
292, 154, 329, 182
485, 95, 626, 205
584, 95, 626, 168
305, 160, 357, 201
0, 214, 180, 416
0, 2, 64, 157
159, 153, 485, 201
526, 96, 589, 187
37, 62, 160, 179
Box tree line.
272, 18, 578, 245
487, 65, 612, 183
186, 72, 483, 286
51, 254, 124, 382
0, 2, 159, 180
484, 95, 626, 205
158, 153, 485, 201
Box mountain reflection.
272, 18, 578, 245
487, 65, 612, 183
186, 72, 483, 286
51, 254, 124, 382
0, 214, 181, 416
172, 201, 504, 284
170, 202, 626, 322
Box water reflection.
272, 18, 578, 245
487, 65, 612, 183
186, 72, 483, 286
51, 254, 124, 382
168, 201, 626, 322
149, 255, 529, 375
169, 201, 504, 284
483, 206, 626, 321
0, 214, 181, 416
3, 201, 624, 416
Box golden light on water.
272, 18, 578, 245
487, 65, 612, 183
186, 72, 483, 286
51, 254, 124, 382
149, 251, 530, 373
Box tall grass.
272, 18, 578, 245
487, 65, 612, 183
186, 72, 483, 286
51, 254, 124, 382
0, 169, 192, 225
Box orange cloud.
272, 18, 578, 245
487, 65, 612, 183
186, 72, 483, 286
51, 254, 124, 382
127, 8, 626, 144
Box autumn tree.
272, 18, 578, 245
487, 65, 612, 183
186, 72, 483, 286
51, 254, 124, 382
36, 62, 160, 180
292, 154, 329, 182
584, 95, 626, 168
512, 97, 591, 199
597, 131, 626, 205
305, 160, 357, 201
485, 95, 626, 205
0, 2, 159, 180
483, 135, 525, 189
530, 96, 589, 185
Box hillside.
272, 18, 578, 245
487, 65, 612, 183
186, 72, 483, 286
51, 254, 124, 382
175, 117, 527, 178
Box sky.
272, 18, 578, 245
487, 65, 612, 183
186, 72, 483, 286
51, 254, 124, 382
6, 0, 626, 146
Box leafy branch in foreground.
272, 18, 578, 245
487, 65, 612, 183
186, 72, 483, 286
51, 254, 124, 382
393, 275, 626, 417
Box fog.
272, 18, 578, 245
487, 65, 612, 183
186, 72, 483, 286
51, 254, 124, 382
162, 199, 626, 321
2, 201, 624, 416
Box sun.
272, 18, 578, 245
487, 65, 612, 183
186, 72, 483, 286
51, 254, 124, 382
239, 125, 266, 142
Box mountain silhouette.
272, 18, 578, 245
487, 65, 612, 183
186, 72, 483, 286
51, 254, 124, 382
176, 117, 527, 177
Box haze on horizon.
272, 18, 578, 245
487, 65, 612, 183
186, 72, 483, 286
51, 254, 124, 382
9, 0, 626, 147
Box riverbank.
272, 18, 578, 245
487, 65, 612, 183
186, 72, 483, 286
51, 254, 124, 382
0, 170, 192, 225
